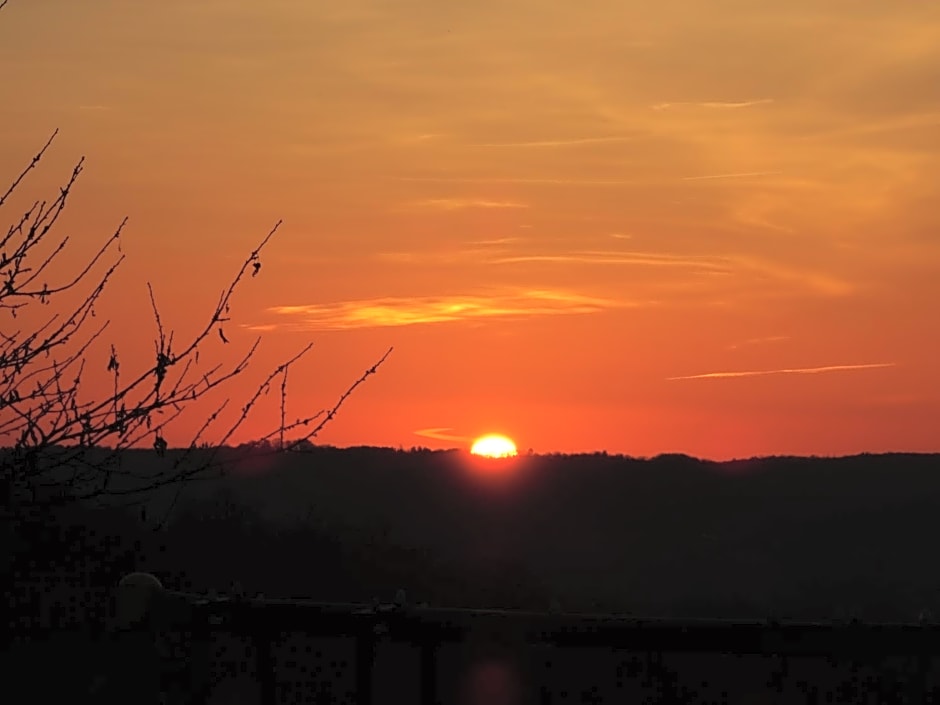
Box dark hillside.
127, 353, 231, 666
142, 448, 940, 619
8, 448, 940, 621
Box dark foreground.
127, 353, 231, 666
11, 589, 940, 705
10, 448, 940, 702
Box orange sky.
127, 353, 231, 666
2, 0, 939, 459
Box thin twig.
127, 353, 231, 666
0, 130, 57, 209
279, 363, 288, 450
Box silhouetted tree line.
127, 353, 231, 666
148, 446, 940, 621
9, 447, 940, 705
11, 446, 940, 628
8, 457, 552, 639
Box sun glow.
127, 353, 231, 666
470, 434, 518, 458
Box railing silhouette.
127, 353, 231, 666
105, 576, 940, 705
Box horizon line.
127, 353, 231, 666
6, 443, 936, 464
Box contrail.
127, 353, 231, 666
668, 362, 896, 381
681, 171, 782, 181
413, 427, 471, 442
472, 136, 637, 148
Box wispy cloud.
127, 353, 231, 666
491, 250, 733, 271
398, 133, 445, 142
413, 427, 471, 442
399, 173, 783, 187
409, 198, 529, 210
727, 335, 790, 350
681, 171, 782, 181
398, 176, 640, 186
728, 255, 853, 296
258, 288, 626, 330
372, 238, 524, 264
373, 247, 502, 265
468, 237, 524, 246
652, 99, 774, 110
471, 135, 637, 148
667, 362, 896, 381
372, 248, 726, 271
371, 247, 850, 297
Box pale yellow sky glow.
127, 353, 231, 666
2, 0, 938, 458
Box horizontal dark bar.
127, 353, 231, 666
153, 591, 940, 658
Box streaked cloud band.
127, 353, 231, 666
409, 198, 529, 210
413, 428, 471, 442
256, 288, 627, 331
668, 363, 896, 381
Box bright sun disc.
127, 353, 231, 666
470, 434, 518, 458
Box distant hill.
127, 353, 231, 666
8, 446, 940, 621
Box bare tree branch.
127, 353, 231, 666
2, 3, 388, 517
0, 130, 56, 211
1, 133, 388, 515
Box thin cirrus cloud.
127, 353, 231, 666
371, 248, 732, 273
490, 250, 733, 272
369, 248, 850, 296
373, 247, 511, 265
408, 198, 529, 210
727, 335, 791, 350
667, 362, 896, 381
397, 176, 642, 186
468, 237, 525, 246
681, 171, 783, 181
652, 99, 775, 111
259, 289, 626, 331
470, 135, 639, 148
413, 428, 472, 443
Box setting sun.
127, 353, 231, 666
470, 434, 518, 458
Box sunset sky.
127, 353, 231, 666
2, 0, 938, 459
